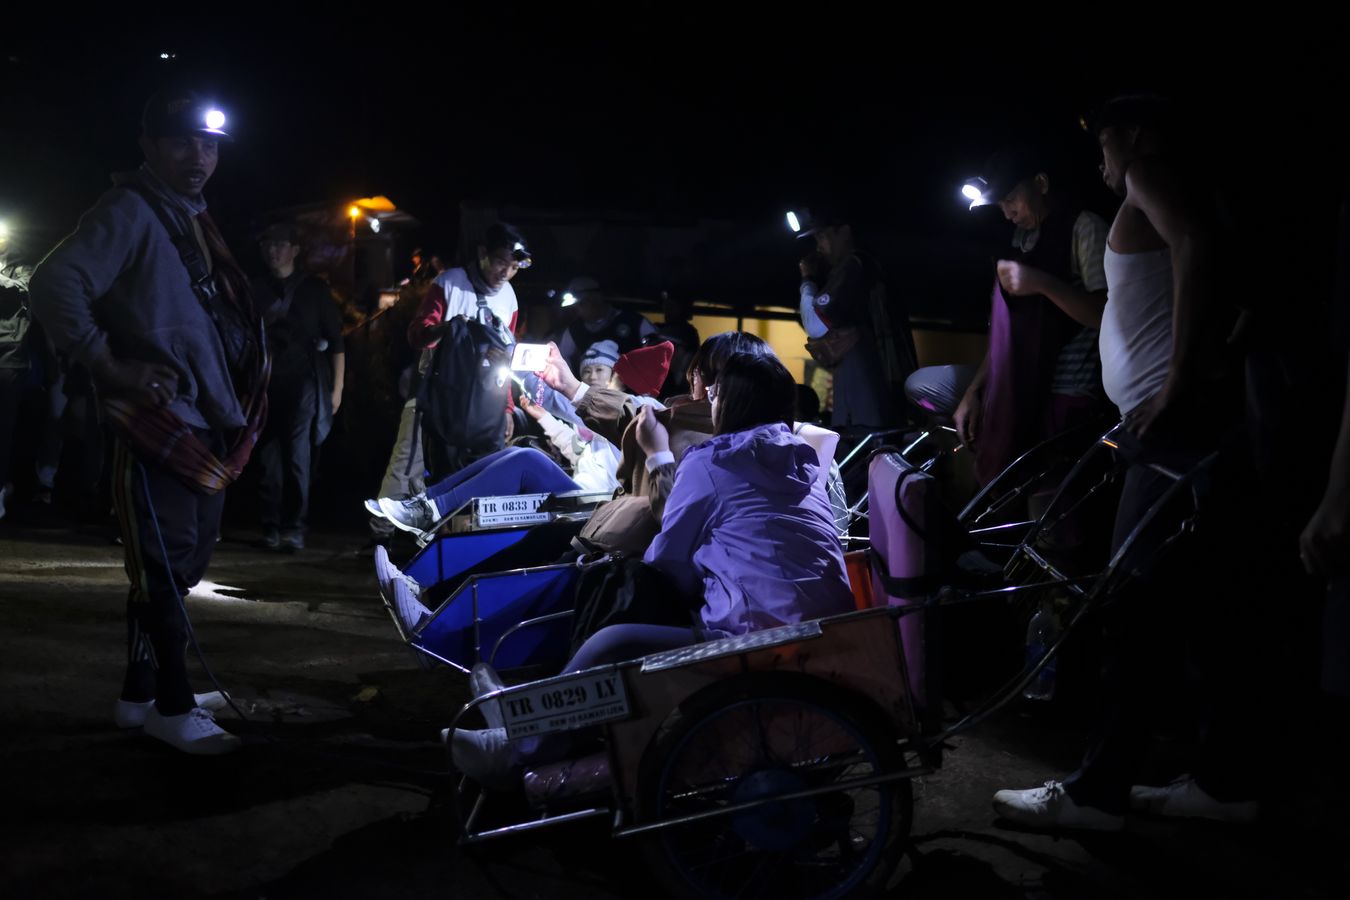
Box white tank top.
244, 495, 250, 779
1099, 246, 1173, 415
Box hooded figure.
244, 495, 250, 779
644, 420, 852, 638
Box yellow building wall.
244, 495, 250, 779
689, 314, 988, 383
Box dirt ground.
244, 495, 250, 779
1, 523, 1345, 899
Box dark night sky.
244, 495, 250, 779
2, 12, 1346, 313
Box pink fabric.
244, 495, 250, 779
867, 452, 931, 711
975, 278, 1076, 484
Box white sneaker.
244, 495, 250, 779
143, 707, 241, 755
391, 576, 432, 634
992, 780, 1125, 831
450, 726, 519, 787
373, 544, 398, 603
469, 663, 506, 728
364, 498, 386, 520
1130, 775, 1259, 824
114, 692, 231, 729
378, 496, 438, 535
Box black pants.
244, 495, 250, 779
112, 436, 225, 715
1064, 425, 1263, 811
257, 383, 318, 533
0, 367, 25, 489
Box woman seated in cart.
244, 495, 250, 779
451, 351, 855, 780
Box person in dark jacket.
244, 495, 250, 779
251, 222, 345, 551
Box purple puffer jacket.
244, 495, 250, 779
644, 422, 853, 638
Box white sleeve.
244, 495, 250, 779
537, 411, 583, 463
799, 282, 829, 339
645, 450, 676, 471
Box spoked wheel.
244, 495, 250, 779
638, 676, 912, 900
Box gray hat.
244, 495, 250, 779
581, 339, 620, 369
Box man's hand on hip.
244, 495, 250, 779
92, 355, 178, 408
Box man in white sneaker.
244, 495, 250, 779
29, 87, 266, 755
993, 95, 1259, 829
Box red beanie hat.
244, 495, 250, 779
613, 341, 674, 398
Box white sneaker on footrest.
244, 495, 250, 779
469, 663, 506, 728
992, 780, 1124, 831
114, 692, 231, 729
391, 576, 432, 633
373, 544, 398, 603
377, 496, 437, 535
450, 726, 519, 788
143, 707, 241, 755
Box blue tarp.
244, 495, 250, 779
413, 566, 577, 671
404, 531, 528, 588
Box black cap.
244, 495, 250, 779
791, 202, 851, 239
976, 146, 1043, 205
483, 222, 532, 268
141, 88, 233, 141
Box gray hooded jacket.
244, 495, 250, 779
29, 163, 245, 430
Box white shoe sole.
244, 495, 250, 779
142, 712, 242, 756
114, 692, 232, 729
992, 792, 1125, 832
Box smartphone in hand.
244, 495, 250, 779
510, 343, 550, 371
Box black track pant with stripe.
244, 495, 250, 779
112, 436, 225, 716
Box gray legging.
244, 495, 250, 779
564, 623, 701, 673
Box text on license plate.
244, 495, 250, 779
500, 671, 630, 740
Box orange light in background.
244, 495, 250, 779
352, 196, 396, 213
347, 205, 360, 219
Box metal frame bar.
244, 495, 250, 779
958, 422, 1113, 525
838, 429, 905, 472
613, 765, 933, 838
966, 520, 1036, 537
923, 448, 1218, 749
1009, 426, 1126, 548
395, 562, 577, 672
462, 806, 614, 843
416, 501, 466, 549
488, 610, 576, 667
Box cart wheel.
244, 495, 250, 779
637, 675, 912, 900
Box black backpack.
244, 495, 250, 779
569, 556, 696, 654
415, 300, 511, 454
